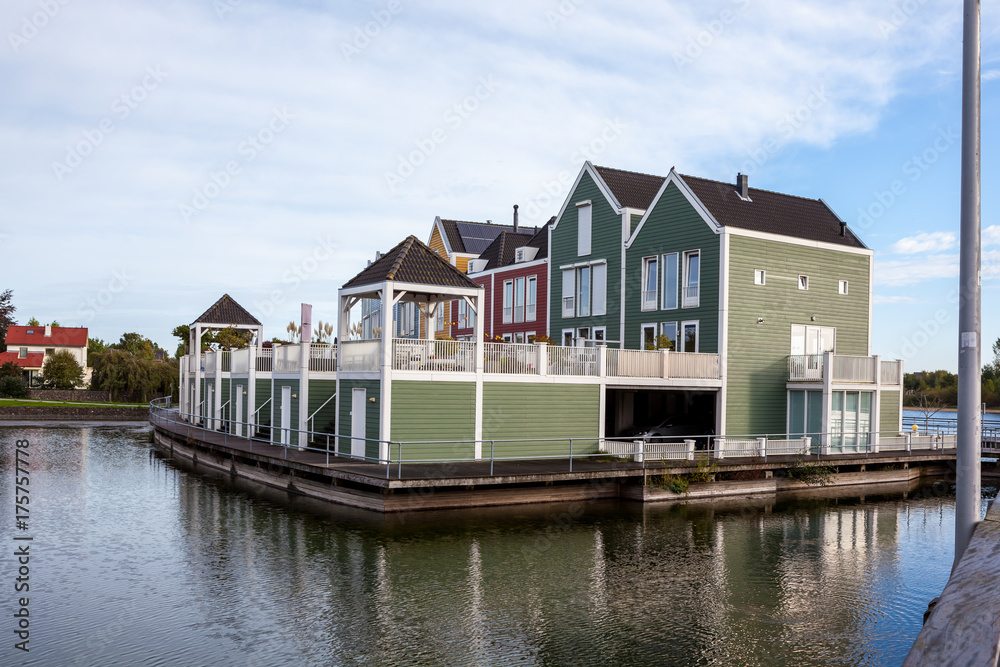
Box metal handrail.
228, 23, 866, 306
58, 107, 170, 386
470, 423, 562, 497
308, 392, 337, 432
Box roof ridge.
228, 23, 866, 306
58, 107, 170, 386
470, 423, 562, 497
678, 173, 823, 204
386, 236, 415, 280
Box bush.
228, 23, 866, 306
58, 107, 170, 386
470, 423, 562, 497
0, 376, 28, 398
42, 350, 85, 390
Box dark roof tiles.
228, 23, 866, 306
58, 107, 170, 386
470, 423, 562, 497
593, 165, 666, 210
344, 236, 482, 289
192, 294, 262, 326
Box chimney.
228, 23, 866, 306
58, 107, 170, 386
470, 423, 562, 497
737, 173, 749, 199
44, 324, 51, 337
513, 204, 519, 233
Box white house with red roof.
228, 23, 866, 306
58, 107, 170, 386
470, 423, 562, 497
2, 325, 91, 386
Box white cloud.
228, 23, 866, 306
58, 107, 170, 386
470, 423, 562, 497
984, 225, 1000, 247
889, 232, 957, 254
876, 254, 959, 286
984, 70, 1000, 81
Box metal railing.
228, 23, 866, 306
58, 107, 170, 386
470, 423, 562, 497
256, 347, 273, 372
789, 355, 824, 380
392, 338, 476, 373
309, 343, 337, 372
832, 354, 877, 383
484, 342, 537, 374
547, 345, 598, 376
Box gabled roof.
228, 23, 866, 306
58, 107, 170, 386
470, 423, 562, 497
192, 294, 261, 327
526, 216, 554, 258
476, 231, 537, 270
344, 236, 482, 289
5, 326, 88, 348
679, 174, 867, 249
439, 219, 520, 255
593, 165, 666, 210
0, 351, 44, 369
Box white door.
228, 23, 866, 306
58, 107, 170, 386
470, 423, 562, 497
280, 385, 291, 445
235, 385, 243, 437
351, 388, 367, 459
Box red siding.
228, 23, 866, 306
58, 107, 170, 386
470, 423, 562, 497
451, 263, 547, 341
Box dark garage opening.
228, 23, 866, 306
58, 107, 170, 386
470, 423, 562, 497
605, 388, 716, 441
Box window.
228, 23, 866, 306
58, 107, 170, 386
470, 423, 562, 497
563, 330, 574, 346
577, 265, 591, 317
839, 280, 849, 295
662, 253, 678, 309
798, 275, 809, 291
516, 249, 525, 262
641, 256, 658, 310
790, 325, 836, 378
754, 269, 766, 285
45, 348, 55, 356
593, 327, 606, 344
661, 322, 677, 351
513, 332, 525, 344
562, 269, 575, 318
681, 321, 699, 352
576, 327, 590, 347
526, 277, 537, 322
457, 300, 472, 329
503, 280, 514, 324
514, 277, 525, 323
683, 250, 700, 307
642, 324, 657, 350
577, 201, 592, 256
526, 331, 537, 343
830, 391, 873, 451
18, 347, 27, 359
592, 264, 607, 316
502, 333, 512, 343
435, 305, 444, 332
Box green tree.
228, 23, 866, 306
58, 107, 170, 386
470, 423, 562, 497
0, 361, 22, 378
89, 348, 177, 402
88, 338, 108, 358
0, 289, 15, 353
212, 327, 251, 351
115, 332, 156, 360
26, 317, 39, 326
41, 350, 85, 390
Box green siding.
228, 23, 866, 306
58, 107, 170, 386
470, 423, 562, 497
549, 171, 622, 343
307, 380, 337, 435
482, 383, 600, 457
219, 379, 230, 424
254, 378, 271, 420
338, 380, 381, 458
625, 181, 720, 352
271, 379, 301, 446
390, 381, 475, 461
880, 390, 901, 433
726, 234, 872, 434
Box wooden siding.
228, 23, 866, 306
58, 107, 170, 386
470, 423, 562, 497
254, 378, 271, 423
549, 171, 622, 343
625, 181, 720, 351
337, 379, 381, 458
219, 378, 230, 423
880, 390, 901, 434
271, 379, 300, 446
726, 234, 872, 435
390, 380, 475, 461
482, 383, 600, 457
307, 379, 338, 434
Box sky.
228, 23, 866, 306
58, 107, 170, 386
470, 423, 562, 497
0, 0, 998, 371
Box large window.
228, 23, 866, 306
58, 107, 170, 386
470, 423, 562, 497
561, 269, 575, 318
830, 391, 873, 452
642, 256, 658, 310
681, 321, 698, 352
662, 253, 678, 309
641, 324, 657, 350
788, 390, 824, 441
790, 324, 835, 379
660, 322, 677, 351
562, 263, 606, 318
526, 277, 537, 321
682, 250, 700, 307
592, 264, 606, 316
503, 281, 514, 324
18, 347, 27, 359
514, 276, 525, 323
578, 266, 591, 317
457, 299, 471, 329
577, 202, 592, 256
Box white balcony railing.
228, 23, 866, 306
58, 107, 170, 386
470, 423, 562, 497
788, 355, 824, 381
393, 338, 476, 372
607, 348, 661, 378
790, 354, 901, 385
832, 355, 877, 383
231, 348, 250, 373
256, 347, 273, 372
204, 351, 216, 373
880, 359, 902, 386
340, 340, 380, 372
219, 350, 231, 372
668, 352, 720, 379
547, 345, 598, 376
309, 343, 338, 373
273, 345, 301, 373
484, 342, 537, 374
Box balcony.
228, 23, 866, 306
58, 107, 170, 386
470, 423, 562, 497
788, 354, 902, 386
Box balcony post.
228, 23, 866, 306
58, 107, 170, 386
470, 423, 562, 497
872, 354, 881, 451
661, 348, 669, 379
598, 344, 607, 378
537, 342, 547, 377
248, 346, 257, 436
821, 351, 834, 454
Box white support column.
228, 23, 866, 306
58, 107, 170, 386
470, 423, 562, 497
194, 325, 203, 424
214, 356, 222, 431
248, 346, 257, 436
872, 354, 882, 451
298, 340, 310, 450
598, 345, 607, 378
821, 350, 834, 455
474, 289, 485, 460
379, 282, 394, 463
661, 349, 669, 379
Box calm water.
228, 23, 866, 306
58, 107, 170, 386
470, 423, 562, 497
0, 424, 991, 666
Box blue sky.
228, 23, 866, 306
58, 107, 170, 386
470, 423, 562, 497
0, 0, 997, 371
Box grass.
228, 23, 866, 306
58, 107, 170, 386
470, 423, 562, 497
0, 398, 149, 408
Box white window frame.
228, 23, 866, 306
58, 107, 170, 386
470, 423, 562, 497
526, 331, 537, 343
513, 332, 525, 344
514, 276, 525, 323
660, 321, 677, 351
526, 276, 537, 322
754, 269, 766, 286
592, 326, 606, 345
838, 280, 849, 295
562, 329, 574, 347
662, 252, 678, 310
641, 323, 657, 350
435, 304, 444, 332
502, 333, 512, 343
19, 347, 27, 359
592, 263, 607, 317
798, 275, 809, 291
681, 320, 699, 353
577, 201, 592, 256
561, 269, 575, 318
577, 265, 591, 318
641, 256, 658, 311
575, 327, 591, 347
503, 279, 514, 324
682, 250, 701, 308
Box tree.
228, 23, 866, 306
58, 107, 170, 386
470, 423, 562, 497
26, 317, 39, 326
0, 289, 15, 353
0, 361, 22, 378
212, 327, 251, 351
88, 338, 108, 358
41, 350, 85, 390
115, 332, 156, 360
89, 348, 177, 402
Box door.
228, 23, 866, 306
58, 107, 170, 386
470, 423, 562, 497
208, 386, 215, 429
235, 385, 243, 437
280, 385, 291, 445
351, 388, 367, 459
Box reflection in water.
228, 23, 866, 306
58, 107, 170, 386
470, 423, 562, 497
0, 425, 980, 666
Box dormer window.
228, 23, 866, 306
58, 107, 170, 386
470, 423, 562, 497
26, 329, 33, 335
516, 249, 524, 262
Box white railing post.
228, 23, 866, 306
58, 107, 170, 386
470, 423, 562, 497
906, 433, 912, 454
803, 436, 812, 455
757, 437, 767, 459
714, 437, 725, 460
537, 342, 547, 376
633, 439, 644, 463
598, 344, 607, 378
684, 439, 695, 461
661, 349, 669, 379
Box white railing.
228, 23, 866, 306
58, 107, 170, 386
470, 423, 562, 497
668, 352, 719, 379
484, 342, 537, 374
231, 348, 250, 373
607, 348, 661, 378
309, 343, 337, 373
832, 355, 877, 383
256, 347, 273, 372
393, 338, 476, 373
340, 340, 381, 372
273, 345, 301, 373
881, 359, 902, 385
547, 345, 598, 376
600, 439, 696, 462
788, 355, 824, 380
219, 350, 231, 372
204, 351, 216, 373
